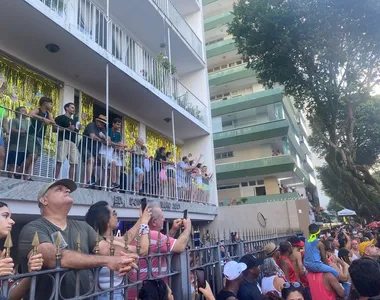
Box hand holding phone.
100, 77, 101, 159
141, 198, 147, 212
183, 209, 188, 220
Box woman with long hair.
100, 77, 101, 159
0, 202, 44, 300
85, 202, 152, 300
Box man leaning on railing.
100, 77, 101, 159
17, 179, 139, 299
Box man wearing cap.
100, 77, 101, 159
237, 254, 263, 300
18, 179, 138, 299
78, 114, 107, 187
216, 261, 247, 300
362, 243, 380, 260
264, 242, 286, 280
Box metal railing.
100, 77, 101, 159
0, 107, 210, 204
152, 0, 203, 59
0, 228, 300, 300
37, 0, 207, 125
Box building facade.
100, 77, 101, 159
203, 0, 320, 226
0, 0, 217, 225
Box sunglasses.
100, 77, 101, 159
283, 282, 301, 289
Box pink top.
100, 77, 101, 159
307, 272, 336, 300
127, 231, 176, 300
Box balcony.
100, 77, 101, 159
213, 119, 289, 148
219, 192, 302, 206
151, 0, 203, 60
15, 0, 208, 135
212, 88, 283, 117
204, 11, 233, 31
209, 65, 256, 87
216, 155, 296, 181
206, 38, 236, 58
0, 107, 216, 218
304, 154, 314, 173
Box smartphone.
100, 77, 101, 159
141, 198, 147, 212
196, 268, 206, 291
183, 209, 188, 220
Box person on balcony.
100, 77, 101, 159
99, 117, 125, 191
54, 102, 80, 181
78, 114, 107, 188
85, 201, 152, 300
7, 106, 29, 179
18, 179, 139, 299
24, 97, 56, 181
131, 137, 146, 193
0, 201, 44, 300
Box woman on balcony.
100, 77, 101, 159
85, 202, 151, 300
0, 201, 44, 300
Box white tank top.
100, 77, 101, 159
261, 275, 281, 296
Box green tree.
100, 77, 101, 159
228, 0, 380, 217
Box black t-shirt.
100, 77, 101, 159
18, 218, 98, 299
29, 109, 49, 138
237, 280, 262, 300
55, 114, 78, 143
80, 122, 106, 151
216, 290, 238, 300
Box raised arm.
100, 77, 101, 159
318, 241, 329, 265
171, 218, 192, 253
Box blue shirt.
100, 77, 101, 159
304, 239, 322, 266
108, 128, 121, 143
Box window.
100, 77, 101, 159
256, 186, 266, 196
215, 151, 234, 160
241, 182, 248, 187
257, 180, 264, 185
249, 181, 256, 186
217, 184, 239, 190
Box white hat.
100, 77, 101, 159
223, 261, 247, 280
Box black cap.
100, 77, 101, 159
239, 254, 263, 269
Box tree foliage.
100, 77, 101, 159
228, 0, 380, 217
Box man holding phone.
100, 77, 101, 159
128, 203, 192, 300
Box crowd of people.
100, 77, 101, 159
215, 224, 380, 300
0, 98, 213, 202
0, 176, 379, 299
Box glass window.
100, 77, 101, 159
257, 180, 264, 185
256, 186, 266, 196
249, 181, 256, 186
241, 182, 248, 187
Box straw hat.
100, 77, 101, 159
96, 114, 107, 124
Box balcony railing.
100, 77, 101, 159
37, 0, 207, 125
0, 228, 298, 299
152, 0, 203, 59
0, 107, 210, 204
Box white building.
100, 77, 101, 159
0, 0, 217, 226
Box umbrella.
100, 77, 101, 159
368, 221, 380, 228
337, 208, 357, 216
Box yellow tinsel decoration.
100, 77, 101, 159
0, 55, 60, 155
146, 127, 181, 161
79, 92, 94, 133
123, 116, 139, 148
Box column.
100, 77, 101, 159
264, 176, 280, 195
59, 84, 75, 114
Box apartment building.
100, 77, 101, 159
203, 0, 320, 230
0, 0, 217, 225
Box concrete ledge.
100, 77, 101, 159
0, 178, 218, 219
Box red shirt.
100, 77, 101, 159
280, 255, 297, 283
307, 272, 336, 300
